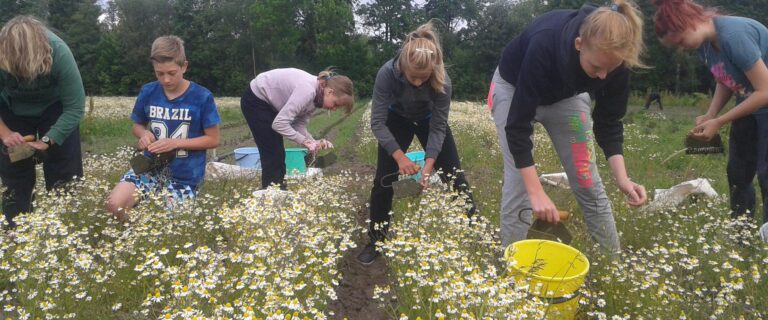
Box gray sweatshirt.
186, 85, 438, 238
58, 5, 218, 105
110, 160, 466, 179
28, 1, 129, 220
370, 58, 451, 160
249, 68, 318, 144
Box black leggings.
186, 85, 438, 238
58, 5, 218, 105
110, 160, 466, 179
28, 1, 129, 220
368, 111, 475, 242
0, 101, 83, 227
240, 87, 287, 190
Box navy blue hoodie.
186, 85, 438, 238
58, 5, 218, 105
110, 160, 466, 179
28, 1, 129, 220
499, 4, 629, 168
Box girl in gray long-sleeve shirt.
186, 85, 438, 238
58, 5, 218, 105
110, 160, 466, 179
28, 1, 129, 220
357, 22, 476, 265
240, 68, 354, 189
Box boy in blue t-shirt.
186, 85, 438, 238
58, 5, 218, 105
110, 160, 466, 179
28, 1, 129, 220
106, 35, 220, 222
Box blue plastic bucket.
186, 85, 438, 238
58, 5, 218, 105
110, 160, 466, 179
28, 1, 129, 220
405, 150, 426, 181
285, 147, 308, 175
234, 147, 261, 169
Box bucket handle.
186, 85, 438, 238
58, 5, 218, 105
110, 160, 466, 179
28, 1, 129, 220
235, 152, 261, 167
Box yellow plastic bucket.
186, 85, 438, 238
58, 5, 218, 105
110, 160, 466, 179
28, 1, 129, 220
504, 240, 590, 320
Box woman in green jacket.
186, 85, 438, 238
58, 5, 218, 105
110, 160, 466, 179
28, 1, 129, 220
0, 16, 85, 229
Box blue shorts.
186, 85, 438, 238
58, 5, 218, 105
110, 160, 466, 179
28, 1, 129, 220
120, 169, 196, 204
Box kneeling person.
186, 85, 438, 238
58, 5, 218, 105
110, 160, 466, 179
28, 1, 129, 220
106, 35, 220, 221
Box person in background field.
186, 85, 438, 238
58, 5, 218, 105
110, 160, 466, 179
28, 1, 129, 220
106, 35, 221, 222
654, 0, 768, 225
240, 68, 354, 190
0, 16, 85, 230
357, 22, 477, 265
644, 91, 663, 110
488, 0, 648, 255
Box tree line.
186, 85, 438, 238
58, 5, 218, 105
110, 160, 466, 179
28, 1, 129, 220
1, 0, 763, 100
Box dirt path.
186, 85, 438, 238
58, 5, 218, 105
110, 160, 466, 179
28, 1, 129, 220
215, 106, 394, 319
312, 108, 393, 320
329, 203, 392, 320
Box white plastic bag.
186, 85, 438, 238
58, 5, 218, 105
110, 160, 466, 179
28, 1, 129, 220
205, 161, 260, 180
644, 178, 718, 212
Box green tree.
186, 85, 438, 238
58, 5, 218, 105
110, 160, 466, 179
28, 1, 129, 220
248, 0, 304, 69
48, 0, 104, 94
356, 0, 417, 44
423, 0, 479, 33
0, 0, 49, 23
107, 0, 175, 94
447, 0, 544, 99
171, 0, 251, 95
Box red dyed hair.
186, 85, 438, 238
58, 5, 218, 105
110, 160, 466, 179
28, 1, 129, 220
652, 0, 718, 37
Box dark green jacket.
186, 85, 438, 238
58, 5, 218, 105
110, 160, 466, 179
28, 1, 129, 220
0, 31, 85, 144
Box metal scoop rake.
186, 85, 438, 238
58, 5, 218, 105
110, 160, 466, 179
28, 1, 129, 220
305, 151, 337, 168
685, 133, 724, 154
519, 208, 573, 244
381, 166, 423, 199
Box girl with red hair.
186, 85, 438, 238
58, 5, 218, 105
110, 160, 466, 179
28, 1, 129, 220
654, 0, 768, 224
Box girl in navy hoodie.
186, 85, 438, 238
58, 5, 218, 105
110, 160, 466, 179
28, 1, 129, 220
489, 0, 648, 254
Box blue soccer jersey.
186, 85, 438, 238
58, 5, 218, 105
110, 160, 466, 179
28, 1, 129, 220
131, 81, 221, 188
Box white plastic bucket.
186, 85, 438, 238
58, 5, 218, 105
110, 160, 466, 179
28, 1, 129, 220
234, 147, 261, 169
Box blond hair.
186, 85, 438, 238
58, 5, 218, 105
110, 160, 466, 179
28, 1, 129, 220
398, 22, 446, 94
579, 0, 647, 69
150, 35, 186, 66
0, 16, 53, 81
318, 69, 355, 113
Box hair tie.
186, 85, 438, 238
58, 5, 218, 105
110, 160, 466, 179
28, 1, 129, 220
415, 48, 434, 54
610, 3, 619, 11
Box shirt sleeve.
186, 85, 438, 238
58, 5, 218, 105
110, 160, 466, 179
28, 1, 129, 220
201, 92, 221, 128
294, 110, 314, 142
504, 39, 551, 168
721, 28, 762, 73
370, 63, 400, 155
592, 68, 629, 159
272, 89, 315, 144
424, 76, 451, 160
131, 85, 150, 124
45, 39, 85, 144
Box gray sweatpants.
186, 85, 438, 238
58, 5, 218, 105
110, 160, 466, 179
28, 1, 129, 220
490, 69, 621, 254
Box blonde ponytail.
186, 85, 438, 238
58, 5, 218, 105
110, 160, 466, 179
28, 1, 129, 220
580, 0, 647, 69
398, 22, 447, 93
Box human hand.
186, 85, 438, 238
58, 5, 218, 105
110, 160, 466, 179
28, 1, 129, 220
147, 138, 178, 154
137, 131, 157, 150
303, 140, 320, 153
396, 157, 420, 176
689, 119, 722, 141
695, 113, 713, 126
27, 140, 49, 151
419, 164, 434, 188
618, 178, 647, 207
317, 139, 334, 150
2, 131, 26, 148
529, 190, 560, 223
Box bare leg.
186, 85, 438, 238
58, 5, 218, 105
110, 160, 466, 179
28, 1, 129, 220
106, 182, 139, 222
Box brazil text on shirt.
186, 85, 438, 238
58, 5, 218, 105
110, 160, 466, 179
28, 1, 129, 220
148, 105, 193, 121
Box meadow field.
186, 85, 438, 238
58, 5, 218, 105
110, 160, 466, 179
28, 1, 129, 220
0, 95, 765, 319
